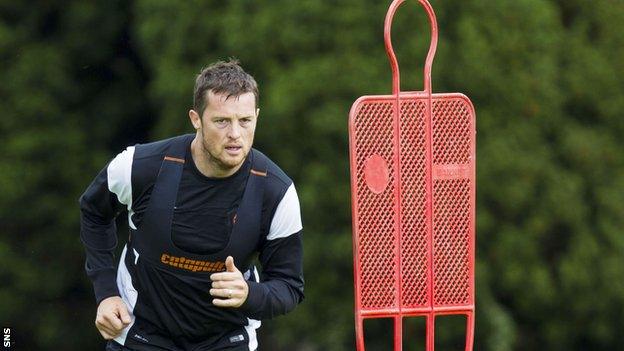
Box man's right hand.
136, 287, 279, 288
95, 296, 132, 340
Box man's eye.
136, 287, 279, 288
241, 119, 251, 124
215, 119, 227, 124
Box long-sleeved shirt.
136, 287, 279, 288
79, 134, 304, 348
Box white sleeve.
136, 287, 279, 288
107, 146, 136, 229
267, 183, 303, 240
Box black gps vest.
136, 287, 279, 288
123, 134, 269, 344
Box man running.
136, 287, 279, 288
79, 60, 304, 351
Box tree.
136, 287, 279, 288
0, 1, 150, 349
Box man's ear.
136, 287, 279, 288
189, 109, 201, 130
256, 108, 260, 118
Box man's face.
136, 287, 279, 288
191, 90, 258, 176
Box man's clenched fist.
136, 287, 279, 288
95, 296, 132, 340
210, 256, 249, 308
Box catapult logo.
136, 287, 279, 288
160, 253, 226, 273
3, 327, 10, 348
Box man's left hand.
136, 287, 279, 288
210, 256, 249, 308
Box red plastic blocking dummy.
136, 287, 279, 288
348, 1, 476, 350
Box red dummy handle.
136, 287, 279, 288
384, 0, 438, 95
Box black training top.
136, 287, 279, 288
79, 134, 304, 350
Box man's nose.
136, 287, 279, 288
227, 122, 241, 139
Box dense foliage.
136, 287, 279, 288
1, 0, 622, 350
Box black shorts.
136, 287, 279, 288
105, 340, 252, 351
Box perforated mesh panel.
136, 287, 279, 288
432, 97, 473, 306
353, 101, 398, 309
351, 95, 474, 318
432, 99, 471, 164
432, 179, 471, 305
399, 100, 429, 308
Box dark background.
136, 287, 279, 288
1, 0, 623, 350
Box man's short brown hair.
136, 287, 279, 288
193, 59, 259, 117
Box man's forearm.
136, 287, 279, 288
80, 209, 121, 304
241, 278, 304, 320
79, 164, 124, 304
240, 232, 305, 320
